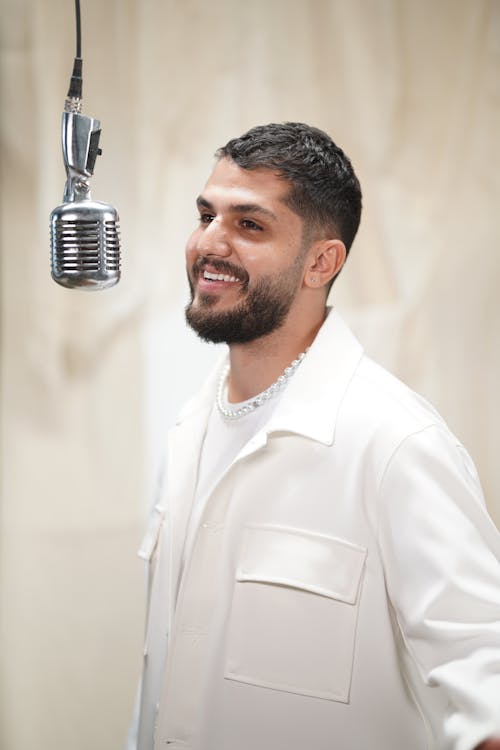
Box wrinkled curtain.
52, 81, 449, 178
1, 1, 499, 748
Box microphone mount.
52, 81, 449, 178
61, 109, 102, 203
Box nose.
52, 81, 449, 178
198, 217, 231, 258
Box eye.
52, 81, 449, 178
241, 219, 262, 231
198, 212, 214, 225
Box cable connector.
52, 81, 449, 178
67, 57, 83, 99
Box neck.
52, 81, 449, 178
226, 302, 327, 403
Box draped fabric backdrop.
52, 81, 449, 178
1, 1, 499, 748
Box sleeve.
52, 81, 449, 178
377, 424, 500, 750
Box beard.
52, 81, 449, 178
185, 256, 304, 345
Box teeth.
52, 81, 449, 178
203, 271, 239, 283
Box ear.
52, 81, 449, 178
303, 239, 346, 290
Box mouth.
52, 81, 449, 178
202, 270, 241, 283
191, 258, 248, 296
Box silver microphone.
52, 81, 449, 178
50, 105, 121, 290
50, 2, 121, 291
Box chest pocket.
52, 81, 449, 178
224, 525, 366, 702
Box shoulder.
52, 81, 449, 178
339, 354, 446, 442
333, 354, 473, 490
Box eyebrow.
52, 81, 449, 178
196, 195, 278, 222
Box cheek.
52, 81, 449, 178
235, 241, 272, 271
247, 242, 297, 277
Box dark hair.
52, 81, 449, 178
216, 122, 362, 257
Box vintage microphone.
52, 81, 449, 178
50, 0, 121, 290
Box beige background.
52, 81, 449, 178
1, 1, 499, 749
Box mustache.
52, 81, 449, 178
192, 256, 250, 287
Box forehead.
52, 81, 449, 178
201, 157, 293, 212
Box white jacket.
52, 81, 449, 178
134, 310, 500, 750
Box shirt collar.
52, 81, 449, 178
264, 308, 364, 445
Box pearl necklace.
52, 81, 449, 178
216, 349, 308, 420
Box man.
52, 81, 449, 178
133, 123, 500, 750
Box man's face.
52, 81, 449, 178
185, 158, 309, 344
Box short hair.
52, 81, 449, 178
216, 122, 362, 257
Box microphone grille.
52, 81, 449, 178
50, 200, 121, 290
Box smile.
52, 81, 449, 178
203, 270, 240, 283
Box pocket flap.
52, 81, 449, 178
236, 525, 366, 604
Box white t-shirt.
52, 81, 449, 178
181, 382, 284, 569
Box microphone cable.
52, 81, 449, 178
67, 0, 82, 103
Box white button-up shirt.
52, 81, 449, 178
134, 310, 500, 750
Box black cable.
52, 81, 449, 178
75, 0, 82, 59
67, 0, 83, 99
